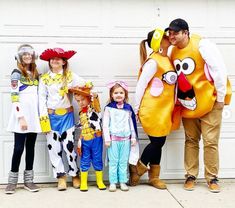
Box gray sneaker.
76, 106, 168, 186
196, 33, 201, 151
24, 183, 40, 192
120, 183, 129, 191
109, 184, 117, 192
5, 183, 17, 194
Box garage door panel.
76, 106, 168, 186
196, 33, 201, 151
217, 44, 235, 76
218, 138, 235, 178
0, 43, 20, 83
163, 0, 208, 31
1, 91, 12, 135
57, 0, 103, 37
217, 1, 235, 28
109, 0, 157, 37
0, 0, 47, 36
221, 95, 235, 125
106, 42, 139, 76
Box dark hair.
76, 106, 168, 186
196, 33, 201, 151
108, 83, 129, 103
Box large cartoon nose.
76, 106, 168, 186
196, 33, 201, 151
178, 72, 192, 92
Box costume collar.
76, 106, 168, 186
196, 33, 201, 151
106, 101, 138, 138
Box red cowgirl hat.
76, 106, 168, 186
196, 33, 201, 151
40, 48, 76, 61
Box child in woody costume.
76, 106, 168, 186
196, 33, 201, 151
6, 44, 41, 194
39, 48, 85, 191
129, 28, 177, 189
103, 81, 138, 192
69, 81, 106, 191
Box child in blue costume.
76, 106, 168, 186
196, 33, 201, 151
103, 81, 138, 192
70, 82, 106, 191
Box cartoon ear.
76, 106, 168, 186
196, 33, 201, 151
204, 64, 213, 82
150, 77, 164, 97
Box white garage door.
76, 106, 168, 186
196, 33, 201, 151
0, 0, 234, 183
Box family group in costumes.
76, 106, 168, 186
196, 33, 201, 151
5, 17, 231, 194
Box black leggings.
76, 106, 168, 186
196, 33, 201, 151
140, 135, 166, 166
11, 133, 37, 172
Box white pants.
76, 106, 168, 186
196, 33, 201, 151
46, 127, 79, 178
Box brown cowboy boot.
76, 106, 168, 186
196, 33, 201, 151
58, 175, 67, 191
129, 160, 148, 186
148, 165, 167, 189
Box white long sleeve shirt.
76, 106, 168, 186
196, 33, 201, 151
199, 39, 227, 102
38, 69, 85, 117
134, 59, 157, 114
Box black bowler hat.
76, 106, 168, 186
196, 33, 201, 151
165, 18, 189, 32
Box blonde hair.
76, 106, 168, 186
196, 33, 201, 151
108, 83, 129, 103
49, 58, 69, 88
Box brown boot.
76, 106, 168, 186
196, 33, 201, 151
129, 160, 148, 186
58, 176, 67, 191
72, 175, 80, 189
148, 165, 167, 189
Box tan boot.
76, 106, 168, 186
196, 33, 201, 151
129, 160, 148, 186
58, 176, 67, 191
72, 175, 80, 189
148, 165, 167, 189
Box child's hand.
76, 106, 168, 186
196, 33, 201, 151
19, 117, 28, 131
91, 91, 98, 98
135, 114, 139, 123
131, 139, 136, 146
105, 141, 111, 147
77, 139, 82, 156
77, 147, 82, 156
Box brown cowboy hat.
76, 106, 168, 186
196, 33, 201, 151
69, 86, 91, 97
40, 48, 76, 61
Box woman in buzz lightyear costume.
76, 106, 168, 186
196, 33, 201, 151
6, 44, 41, 194
129, 28, 178, 189
38, 48, 85, 191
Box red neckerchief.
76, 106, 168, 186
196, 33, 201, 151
82, 106, 88, 113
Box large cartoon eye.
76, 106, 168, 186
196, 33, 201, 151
173, 59, 182, 75
162, 71, 177, 85
181, 58, 195, 75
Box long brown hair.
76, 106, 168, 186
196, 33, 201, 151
108, 83, 129, 103
139, 40, 147, 66
17, 44, 39, 80
139, 30, 155, 66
